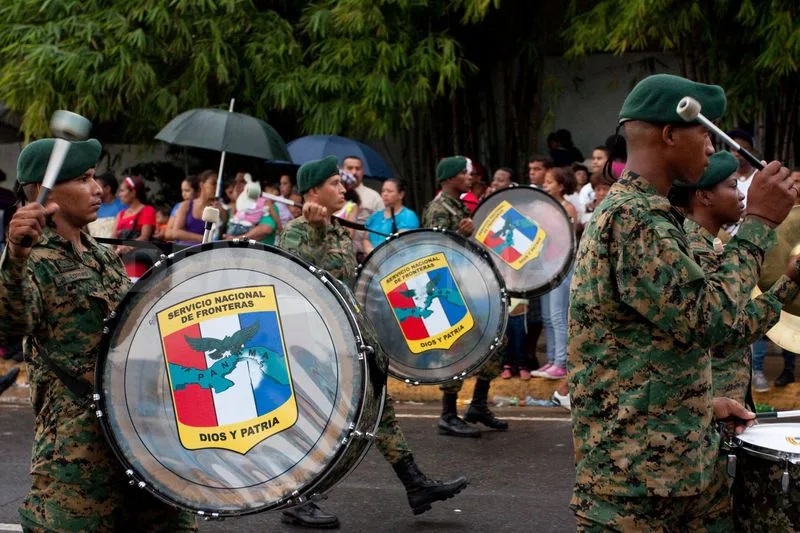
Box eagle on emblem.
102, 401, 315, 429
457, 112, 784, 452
184, 321, 260, 360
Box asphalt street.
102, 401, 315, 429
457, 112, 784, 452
0, 403, 576, 533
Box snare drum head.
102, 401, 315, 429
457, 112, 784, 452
354, 229, 507, 384
736, 423, 800, 457
97, 241, 371, 515
471, 186, 575, 296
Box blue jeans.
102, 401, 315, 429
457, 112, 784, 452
752, 338, 767, 372
541, 268, 573, 369
502, 314, 528, 369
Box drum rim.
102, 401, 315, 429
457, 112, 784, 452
733, 427, 800, 465
95, 239, 374, 516
470, 185, 577, 297
355, 228, 508, 384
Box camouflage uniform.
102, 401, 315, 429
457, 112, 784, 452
421, 193, 501, 392
568, 170, 794, 528
279, 216, 411, 464
683, 218, 798, 406
0, 227, 196, 532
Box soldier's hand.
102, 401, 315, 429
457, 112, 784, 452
713, 397, 755, 435
7, 202, 59, 260
746, 161, 796, 227
303, 201, 328, 226
457, 217, 474, 236
786, 255, 800, 283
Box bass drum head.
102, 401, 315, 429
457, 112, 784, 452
354, 229, 507, 384
471, 186, 575, 296
96, 241, 375, 516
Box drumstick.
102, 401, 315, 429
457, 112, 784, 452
261, 192, 391, 237
676, 97, 764, 170
755, 409, 800, 420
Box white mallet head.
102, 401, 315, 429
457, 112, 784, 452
676, 97, 702, 122
50, 110, 92, 141
202, 206, 220, 224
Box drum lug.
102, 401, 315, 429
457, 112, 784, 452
103, 311, 115, 324
197, 510, 223, 521
350, 429, 377, 442
726, 454, 737, 478
102, 326, 110, 335
95, 409, 103, 419
92, 393, 100, 402
403, 379, 421, 386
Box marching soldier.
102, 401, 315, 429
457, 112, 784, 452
0, 139, 196, 532
422, 156, 507, 437
670, 150, 800, 408
568, 74, 799, 530
279, 156, 468, 529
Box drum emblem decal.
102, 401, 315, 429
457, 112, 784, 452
787, 437, 800, 446
157, 286, 297, 454
474, 200, 547, 270
380, 253, 474, 353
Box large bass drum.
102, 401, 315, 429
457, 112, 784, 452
470, 185, 575, 296
354, 228, 507, 384
96, 240, 384, 517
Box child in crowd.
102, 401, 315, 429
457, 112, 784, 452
153, 206, 171, 241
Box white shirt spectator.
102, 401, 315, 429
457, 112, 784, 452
356, 182, 384, 221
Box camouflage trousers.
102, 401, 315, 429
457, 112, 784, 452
572, 460, 731, 532
20, 475, 197, 533
731, 451, 800, 532
19, 387, 196, 533
375, 394, 412, 465
439, 350, 502, 394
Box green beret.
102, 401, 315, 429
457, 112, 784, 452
436, 156, 467, 183
297, 155, 339, 194
17, 138, 101, 185
619, 74, 726, 125
673, 151, 739, 190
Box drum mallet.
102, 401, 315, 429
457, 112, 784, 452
201, 206, 220, 244
676, 97, 764, 171
0, 111, 91, 267
755, 409, 800, 420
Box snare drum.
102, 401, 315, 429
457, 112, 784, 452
96, 240, 384, 517
354, 229, 507, 384
471, 186, 575, 296
730, 423, 800, 531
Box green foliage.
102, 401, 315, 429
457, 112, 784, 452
286, 0, 496, 139
0, 0, 300, 140
564, 0, 799, 161
0, 0, 497, 143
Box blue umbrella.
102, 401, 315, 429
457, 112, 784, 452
287, 135, 394, 179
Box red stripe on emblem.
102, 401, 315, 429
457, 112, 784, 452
387, 283, 429, 340
164, 324, 218, 427
500, 246, 521, 263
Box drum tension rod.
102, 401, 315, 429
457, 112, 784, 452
783, 459, 791, 493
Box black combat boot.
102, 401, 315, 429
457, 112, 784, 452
392, 456, 468, 515
281, 502, 340, 529
438, 392, 480, 437
463, 378, 509, 431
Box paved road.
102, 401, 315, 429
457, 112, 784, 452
0, 403, 576, 533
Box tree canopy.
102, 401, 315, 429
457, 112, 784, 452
565, 0, 799, 162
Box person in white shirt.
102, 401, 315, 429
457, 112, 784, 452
341, 155, 383, 259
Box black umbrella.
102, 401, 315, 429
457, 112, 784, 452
155, 100, 292, 198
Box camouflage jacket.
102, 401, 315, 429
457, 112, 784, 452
279, 216, 358, 287
568, 170, 778, 499
683, 218, 798, 404
421, 192, 469, 232
0, 227, 130, 485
